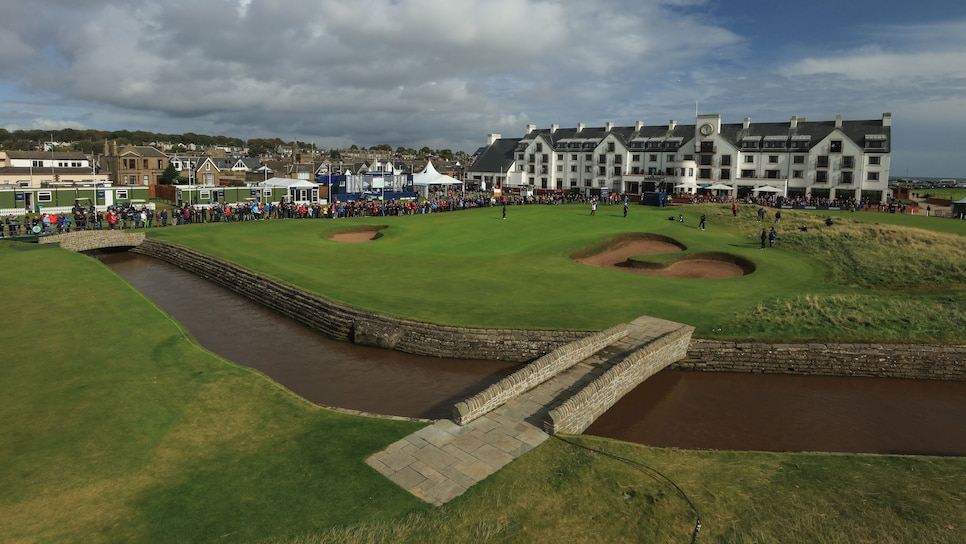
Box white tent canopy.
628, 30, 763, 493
755, 185, 783, 193
707, 183, 734, 190
412, 161, 462, 186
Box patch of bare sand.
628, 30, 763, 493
575, 240, 745, 279
328, 229, 379, 242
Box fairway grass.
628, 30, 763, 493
147, 202, 966, 343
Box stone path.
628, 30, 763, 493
365, 316, 688, 505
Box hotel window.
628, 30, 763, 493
766, 170, 779, 179
541, 179, 548, 189
721, 155, 731, 166
830, 140, 842, 153
869, 156, 881, 165
570, 165, 577, 172
817, 156, 829, 168
585, 154, 592, 161
535, 143, 543, 152
571, 154, 577, 161
768, 155, 779, 163
598, 166, 606, 176
699, 155, 712, 166
741, 169, 755, 178
570, 179, 577, 187
556, 165, 563, 172
793, 155, 805, 164
816, 171, 828, 183
584, 165, 592, 173
666, 154, 675, 162
615, 155, 622, 163
842, 156, 855, 169
557, 154, 563, 161
699, 168, 712, 179
632, 154, 640, 162
721, 169, 731, 180
744, 156, 754, 163
841, 172, 853, 184
607, 142, 615, 152
649, 154, 658, 162
867, 172, 880, 181
792, 170, 804, 179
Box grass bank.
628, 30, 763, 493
146, 202, 966, 343
1, 242, 964, 543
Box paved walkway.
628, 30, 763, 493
365, 316, 688, 505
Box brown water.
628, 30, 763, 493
585, 370, 966, 456
96, 251, 966, 455
96, 251, 519, 419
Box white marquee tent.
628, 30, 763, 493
411, 161, 462, 187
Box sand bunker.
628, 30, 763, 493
575, 236, 752, 279
327, 227, 383, 242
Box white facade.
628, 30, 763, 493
471, 113, 893, 203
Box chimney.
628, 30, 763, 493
576, 123, 585, 133
526, 124, 537, 134
550, 124, 559, 134
882, 112, 892, 127
790, 116, 799, 129
605, 122, 614, 132
635, 121, 644, 131
743, 118, 751, 129
668, 119, 677, 130
835, 114, 843, 128
487, 133, 501, 146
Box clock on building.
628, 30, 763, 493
699, 123, 714, 136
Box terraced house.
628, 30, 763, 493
469, 113, 892, 203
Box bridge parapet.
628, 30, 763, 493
453, 324, 630, 425
546, 319, 694, 435
38, 230, 146, 252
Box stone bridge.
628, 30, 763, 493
367, 316, 695, 505
38, 230, 146, 252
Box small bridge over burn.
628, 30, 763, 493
37, 230, 146, 252
367, 316, 694, 505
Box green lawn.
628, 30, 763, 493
2, 205, 965, 543
146, 202, 966, 343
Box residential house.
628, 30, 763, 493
100, 142, 171, 189
0, 150, 109, 189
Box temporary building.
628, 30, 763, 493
255, 177, 319, 203
411, 161, 462, 187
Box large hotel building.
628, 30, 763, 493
468, 113, 892, 203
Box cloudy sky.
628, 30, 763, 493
2, 0, 965, 177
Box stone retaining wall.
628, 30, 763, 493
675, 340, 966, 381
40, 230, 146, 252
546, 324, 694, 435
132, 239, 591, 362
452, 324, 630, 424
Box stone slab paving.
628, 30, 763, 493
365, 316, 689, 506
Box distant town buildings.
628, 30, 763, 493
468, 113, 892, 203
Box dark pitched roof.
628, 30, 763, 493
469, 138, 521, 173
